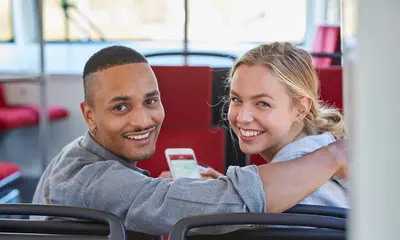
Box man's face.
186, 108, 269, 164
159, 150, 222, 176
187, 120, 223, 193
81, 63, 165, 162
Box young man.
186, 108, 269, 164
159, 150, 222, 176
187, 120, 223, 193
33, 46, 348, 238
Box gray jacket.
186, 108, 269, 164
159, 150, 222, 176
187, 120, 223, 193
32, 132, 266, 236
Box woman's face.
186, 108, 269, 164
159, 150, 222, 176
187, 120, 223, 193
228, 64, 301, 159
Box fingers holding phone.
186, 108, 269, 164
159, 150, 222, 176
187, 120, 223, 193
200, 167, 223, 179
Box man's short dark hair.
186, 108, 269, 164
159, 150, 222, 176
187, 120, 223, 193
83, 45, 148, 104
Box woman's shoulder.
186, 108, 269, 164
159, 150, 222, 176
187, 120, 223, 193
272, 132, 336, 163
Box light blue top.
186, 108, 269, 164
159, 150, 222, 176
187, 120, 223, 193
271, 132, 348, 208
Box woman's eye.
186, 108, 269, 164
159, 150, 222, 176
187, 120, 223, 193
257, 101, 270, 108
230, 97, 241, 103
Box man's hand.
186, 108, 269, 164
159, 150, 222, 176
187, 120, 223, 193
327, 138, 349, 180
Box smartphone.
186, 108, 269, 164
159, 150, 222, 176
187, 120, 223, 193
165, 148, 202, 179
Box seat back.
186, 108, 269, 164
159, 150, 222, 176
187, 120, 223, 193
169, 210, 346, 240
137, 66, 226, 177
317, 66, 343, 110
312, 25, 341, 67
152, 66, 212, 127
0, 84, 6, 107
0, 204, 126, 240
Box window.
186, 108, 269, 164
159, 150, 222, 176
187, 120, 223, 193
43, 0, 184, 41
188, 0, 307, 43
0, 0, 13, 42
43, 0, 307, 44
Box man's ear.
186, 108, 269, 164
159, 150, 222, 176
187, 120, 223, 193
80, 101, 96, 130
295, 97, 312, 122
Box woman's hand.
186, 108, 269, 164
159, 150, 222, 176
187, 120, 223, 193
200, 167, 224, 179
157, 167, 224, 180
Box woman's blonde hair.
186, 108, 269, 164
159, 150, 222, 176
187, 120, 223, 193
229, 42, 346, 137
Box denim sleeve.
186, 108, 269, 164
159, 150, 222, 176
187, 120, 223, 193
84, 162, 266, 235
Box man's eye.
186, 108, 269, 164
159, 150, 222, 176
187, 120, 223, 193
146, 99, 157, 105
114, 105, 127, 111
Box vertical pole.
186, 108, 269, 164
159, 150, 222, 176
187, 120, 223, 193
36, 0, 48, 172
348, 0, 400, 239
183, 0, 189, 66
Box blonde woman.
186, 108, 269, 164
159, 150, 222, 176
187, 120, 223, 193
159, 42, 348, 208
226, 42, 348, 207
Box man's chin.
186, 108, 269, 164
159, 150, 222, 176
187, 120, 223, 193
128, 149, 156, 162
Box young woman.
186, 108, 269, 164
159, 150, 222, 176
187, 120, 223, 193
160, 42, 348, 208
226, 42, 347, 207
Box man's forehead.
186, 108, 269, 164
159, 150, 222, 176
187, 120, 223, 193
96, 62, 154, 78
90, 63, 159, 100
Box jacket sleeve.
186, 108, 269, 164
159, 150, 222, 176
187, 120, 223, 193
83, 162, 265, 235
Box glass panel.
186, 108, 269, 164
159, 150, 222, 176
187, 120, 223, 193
0, 0, 13, 42
43, 0, 184, 41
188, 0, 307, 43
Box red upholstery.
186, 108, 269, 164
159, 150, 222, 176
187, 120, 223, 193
0, 84, 6, 107
312, 25, 341, 67
0, 107, 38, 131
317, 66, 343, 110
0, 84, 69, 131
249, 66, 343, 166
152, 66, 212, 127
0, 162, 21, 181
21, 105, 69, 121
137, 127, 225, 178
137, 66, 226, 177
249, 155, 266, 166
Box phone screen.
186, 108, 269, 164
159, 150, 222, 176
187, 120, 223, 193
168, 154, 201, 179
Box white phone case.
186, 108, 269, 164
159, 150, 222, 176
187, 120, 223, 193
165, 148, 201, 179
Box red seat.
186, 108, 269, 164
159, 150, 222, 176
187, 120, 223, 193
21, 105, 69, 121
0, 84, 69, 131
312, 25, 341, 67
0, 161, 21, 188
136, 66, 226, 176
151, 66, 212, 127
0, 107, 38, 131
317, 66, 343, 110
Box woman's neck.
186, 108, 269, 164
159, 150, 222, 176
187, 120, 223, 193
260, 129, 308, 163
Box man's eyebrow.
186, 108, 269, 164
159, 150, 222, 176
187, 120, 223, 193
108, 95, 131, 103
145, 90, 160, 98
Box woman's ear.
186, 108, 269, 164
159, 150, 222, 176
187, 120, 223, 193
296, 97, 312, 122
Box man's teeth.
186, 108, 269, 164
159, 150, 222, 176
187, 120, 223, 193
240, 129, 262, 137
126, 132, 150, 140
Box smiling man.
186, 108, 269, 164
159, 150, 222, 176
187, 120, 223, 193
32, 46, 349, 239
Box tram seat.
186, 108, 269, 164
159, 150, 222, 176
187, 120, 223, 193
312, 25, 341, 67
0, 84, 69, 132
0, 203, 127, 239
0, 162, 22, 212
170, 205, 347, 240
137, 66, 225, 177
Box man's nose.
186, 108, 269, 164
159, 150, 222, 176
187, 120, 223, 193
129, 107, 153, 129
